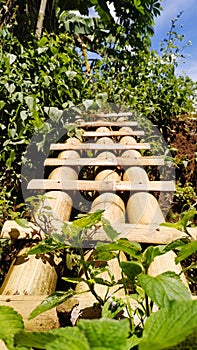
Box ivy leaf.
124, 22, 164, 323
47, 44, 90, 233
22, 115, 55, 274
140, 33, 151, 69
28, 290, 75, 320
138, 272, 191, 308
0, 306, 24, 348
175, 240, 197, 263
139, 300, 197, 350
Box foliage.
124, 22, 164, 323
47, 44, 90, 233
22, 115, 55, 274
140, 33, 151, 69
173, 181, 197, 212
0, 28, 84, 225
3, 208, 195, 350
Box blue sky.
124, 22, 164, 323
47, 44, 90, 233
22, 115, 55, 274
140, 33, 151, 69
151, 0, 197, 81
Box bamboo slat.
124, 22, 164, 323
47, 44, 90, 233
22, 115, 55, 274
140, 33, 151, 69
82, 130, 144, 137
50, 143, 150, 150
73, 121, 138, 127
2, 220, 195, 243
0, 295, 59, 331
27, 179, 175, 192
44, 156, 164, 166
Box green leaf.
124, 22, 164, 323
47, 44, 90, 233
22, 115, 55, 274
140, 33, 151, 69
15, 218, 30, 228
77, 318, 130, 350
96, 239, 141, 258
46, 329, 89, 350
28, 290, 75, 320
103, 225, 119, 241
125, 335, 141, 349
139, 300, 197, 350
0, 100, 6, 110
0, 306, 24, 348
15, 328, 87, 350
175, 240, 197, 263
142, 245, 166, 270
27, 237, 65, 255
120, 261, 143, 281
72, 210, 104, 230
138, 272, 191, 308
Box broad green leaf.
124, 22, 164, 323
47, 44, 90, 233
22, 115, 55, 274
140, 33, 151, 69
103, 225, 119, 241
27, 237, 65, 255
120, 261, 143, 281
46, 329, 89, 350
38, 36, 48, 46
15, 218, 30, 228
96, 239, 141, 258
94, 250, 116, 261
139, 300, 197, 350
72, 210, 104, 229
15, 328, 87, 349
142, 245, 166, 270
0, 306, 24, 348
175, 240, 197, 263
28, 290, 75, 320
138, 272, 191, 308
125, 335, 142, 349
77, 318, 130, 350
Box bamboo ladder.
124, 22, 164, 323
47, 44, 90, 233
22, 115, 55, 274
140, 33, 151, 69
0, 113, 195, 331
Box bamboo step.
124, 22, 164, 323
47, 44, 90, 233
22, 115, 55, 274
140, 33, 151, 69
0, 295, 59, 331
82, 130, 144, 137
27, 179, 175, 192
44, 156, 164, 166
73, 121, 138, 128
2, 220, 195, 244
50, 143, 150, 150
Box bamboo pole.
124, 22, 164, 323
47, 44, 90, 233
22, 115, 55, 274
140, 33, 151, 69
35, 0, 48, 39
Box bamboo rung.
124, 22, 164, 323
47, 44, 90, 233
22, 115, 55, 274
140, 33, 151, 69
44, 156, 164, 167
0, 295, 59, 331
81, 112, 135, 119
82, 130, 144, 137
27, 179, 175, 192
73, 121, 138, 128
2, 221, 196, 243
50, 143, 150, 151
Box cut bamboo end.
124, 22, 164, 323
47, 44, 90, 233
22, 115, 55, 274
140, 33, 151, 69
122, 150, 141, 158
95, 169, 121, 182
96, 126, 110, 133
119, 136, 137, 145
48, 166, 78, 182
148, 250, 189, 287
65, 137, 81, 145
0, 248, 57, 296
34, 191, 73, 224
58, 150, 80, 159
123, 167, 149, 183
91, 193, 125, 224
127, 192, 165, 225
96, 137, 114, 144
97, 151, 116, 160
